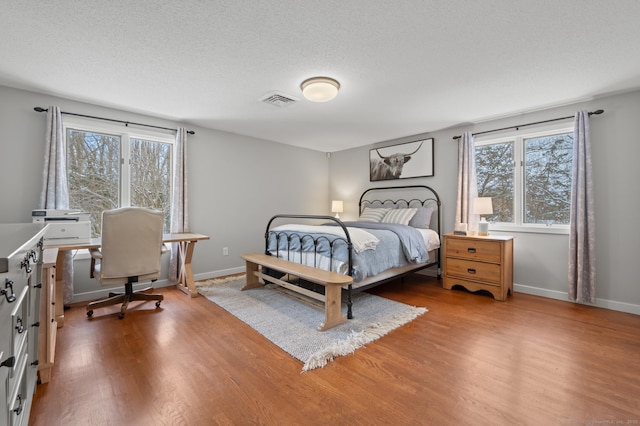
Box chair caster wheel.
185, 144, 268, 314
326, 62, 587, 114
118, 312, 125, 319
155, 301, 161, 308
87, 310, 93, 317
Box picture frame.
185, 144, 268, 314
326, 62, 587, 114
369, 138, 434, 181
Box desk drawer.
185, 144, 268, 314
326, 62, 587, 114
445, 238, 502, 262
445, 258, 501, 285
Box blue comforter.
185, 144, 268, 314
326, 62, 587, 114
266, 221, 429, 282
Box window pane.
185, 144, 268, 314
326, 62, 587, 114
475, 141, 514, 222
66, 129, 120, 237
524, 133, 573, 224
130, 138, 172, 232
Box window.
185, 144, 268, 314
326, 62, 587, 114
474, 125, 573, 233
64, 118, 173, 236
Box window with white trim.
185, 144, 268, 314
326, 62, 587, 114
474, 125, 573, 233
64, 118, 173, 236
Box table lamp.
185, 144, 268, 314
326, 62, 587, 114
474, 197, 493, 236
331, 200, 344, 219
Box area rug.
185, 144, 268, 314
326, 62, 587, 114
197, 275, 427, 371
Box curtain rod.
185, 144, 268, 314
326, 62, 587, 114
33, 107, 195, 135
452, 109, 604, 140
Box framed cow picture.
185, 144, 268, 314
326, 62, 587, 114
369, 138, 434, 181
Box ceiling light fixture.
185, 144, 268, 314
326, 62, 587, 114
300, 77, 340, 102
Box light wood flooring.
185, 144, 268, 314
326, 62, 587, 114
30, 275, 640, 425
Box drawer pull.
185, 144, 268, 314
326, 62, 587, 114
1, 279, 16, 303
467, 247, 476, 253
467, 268, 477, 274
21, 258, 32, 274
15, 317, 24, 334
13, 394, 23, 416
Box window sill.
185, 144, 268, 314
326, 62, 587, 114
488, 224, 569, 235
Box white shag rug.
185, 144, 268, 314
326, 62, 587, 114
197, 275, 427, 371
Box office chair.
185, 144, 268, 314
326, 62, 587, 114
86, 207, 167, 319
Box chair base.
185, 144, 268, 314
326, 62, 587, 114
86, 282, 163, 319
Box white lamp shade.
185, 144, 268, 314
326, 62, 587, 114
331, 200, 344, 213
301, 77, 340, 102
473, 197, 493, 216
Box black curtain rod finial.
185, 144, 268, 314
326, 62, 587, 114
34, 107, 48, 112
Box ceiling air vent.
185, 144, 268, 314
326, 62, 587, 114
259, 91, 298, 108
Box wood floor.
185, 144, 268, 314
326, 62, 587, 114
30, 275, 640, 426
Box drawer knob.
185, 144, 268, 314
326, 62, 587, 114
467, 247, 476, 253
467, 268, 477, 274
1, 279, 16, 303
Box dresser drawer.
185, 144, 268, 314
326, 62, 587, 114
445, 258, 501, 285
445, 238, 502, 262
10, 286, 29, 358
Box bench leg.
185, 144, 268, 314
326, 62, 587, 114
318, 285, 347, 331
242, 261, 263, 290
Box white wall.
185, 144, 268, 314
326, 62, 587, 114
0, 85, 329, 302
330, 89, 640, 314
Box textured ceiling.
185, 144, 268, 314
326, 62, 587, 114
2, 1, 639, 152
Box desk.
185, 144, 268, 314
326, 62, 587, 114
46, 232, 210, 320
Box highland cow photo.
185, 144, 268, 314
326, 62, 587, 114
369, 138, 434, 181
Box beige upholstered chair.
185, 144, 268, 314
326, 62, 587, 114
86, 207, 167, 319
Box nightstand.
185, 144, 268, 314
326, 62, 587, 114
442, 233, 513, 301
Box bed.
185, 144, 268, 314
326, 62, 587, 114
261, 185, 442, 319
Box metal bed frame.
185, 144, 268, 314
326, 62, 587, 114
264, 185, 442, 319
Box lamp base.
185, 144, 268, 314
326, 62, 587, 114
478, 221, 489, 236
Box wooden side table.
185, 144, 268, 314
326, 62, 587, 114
442, 233, 513, 301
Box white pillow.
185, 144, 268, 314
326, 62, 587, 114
359, 207, 389, 223
381, 208, 417, 226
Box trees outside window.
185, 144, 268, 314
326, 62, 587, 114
475, 126, 573, 232
65, 122, 172, 236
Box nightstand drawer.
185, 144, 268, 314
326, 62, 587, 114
445, 238, 502, 263
445, 258, 501, 285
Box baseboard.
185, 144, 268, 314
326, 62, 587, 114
71, 267, 246, 304
193, 266, 245, 282
514, 283, 640, 316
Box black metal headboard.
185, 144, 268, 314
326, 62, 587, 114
358, 184, 442, 237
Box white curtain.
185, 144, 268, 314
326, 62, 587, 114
39, 106, 74, 304
169, 127, 189, 281
455, 132, 479, 232
568, 111, 596, 303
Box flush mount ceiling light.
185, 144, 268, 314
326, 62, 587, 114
300, 77, 340, 102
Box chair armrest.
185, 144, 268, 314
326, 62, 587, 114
89, 248, 102, 259
89, 248, 101, 279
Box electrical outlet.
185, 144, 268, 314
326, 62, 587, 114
223, 247, 229, 256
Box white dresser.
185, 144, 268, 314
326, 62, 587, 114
0, 223, 46, 426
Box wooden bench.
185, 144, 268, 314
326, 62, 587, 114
240, 253, 353, 331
